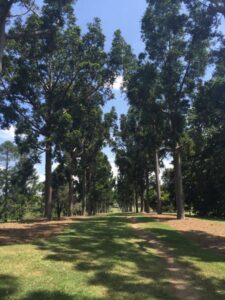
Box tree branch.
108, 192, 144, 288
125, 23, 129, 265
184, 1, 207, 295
6, 28, 52, 40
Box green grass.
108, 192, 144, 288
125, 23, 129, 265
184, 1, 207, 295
0, 214, 225, 299
137, 215, 225, 300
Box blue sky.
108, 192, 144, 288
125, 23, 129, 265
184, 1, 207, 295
76, 0, 146, 54
76, 0, 147, 170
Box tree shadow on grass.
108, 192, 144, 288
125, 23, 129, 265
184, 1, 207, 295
0, 274, 104, 300
135, 216, 225, 261
134, 216, 225, 299
0, 274, 19, 299
33, 216, 175, 300
32, 215, 225, 300
180, 229, 225, 255
134, 215, 225, 255
22, 291, 85, 300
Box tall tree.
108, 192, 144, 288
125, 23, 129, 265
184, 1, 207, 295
141, 0, 214, 219
10, 155, 41, 220
1, 6, 118, 219
114, 108, 151, 213
127, 62, 166, 214
0, 141, 18, 220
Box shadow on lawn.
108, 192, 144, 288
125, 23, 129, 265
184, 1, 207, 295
135, 216, 225, 299
134, 215, 225, 255
32, 215, 225, 300
181, 230, 225, 255
0, 275, 104, 300
1, 215, 225, 299
22, 291, 74, 300
0, 274, 19, 299
33, 216, 175, 300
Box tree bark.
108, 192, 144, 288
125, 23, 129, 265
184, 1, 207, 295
155, 150, 162, 214
86, 168, 93, 215
0, 18, 5, 73
45, 142, 52, 220
55, 194, 62, 220
0, 1, 14, 73
82, 168, 87, 215
144, 171, 150, 213
140, 189, 144, 213
174, 144, 185, 219
135, 189, 139, 213
68, 173, 74, 216
129, 202, 133, 212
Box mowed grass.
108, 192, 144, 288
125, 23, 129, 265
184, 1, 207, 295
0, 216, 175, 300
137, 215, 225, 300
0, 214, 224, 300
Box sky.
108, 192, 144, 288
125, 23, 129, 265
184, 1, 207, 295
0, 0, 148, 179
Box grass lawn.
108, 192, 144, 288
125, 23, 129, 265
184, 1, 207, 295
0, 214, 225, 300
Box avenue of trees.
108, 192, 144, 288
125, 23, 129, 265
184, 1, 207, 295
0, 0, 225, 221
0, 0, 119, 220
114, 0, 225, 219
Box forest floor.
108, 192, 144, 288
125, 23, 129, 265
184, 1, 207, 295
0, 214, 225, 300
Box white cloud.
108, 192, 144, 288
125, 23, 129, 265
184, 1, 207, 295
112, 76, 124, 90
36, 162, 58, 183
0, 126, 16, 142
163, 158, 173, 170
38, 173, 45, 183
52, 162, 59, 171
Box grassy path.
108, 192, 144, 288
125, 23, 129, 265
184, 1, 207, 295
136, 215, 225, 300
131, 218, 198, 300
0, 214, 225, 299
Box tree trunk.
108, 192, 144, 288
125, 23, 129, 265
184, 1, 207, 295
45, 142, 52, 220
3, 148, 9, 221
129, 202, 133, 212
68, 173, 74, 216
56, 194, 61, 220
1, 146, 10, 222
82, 168, 87, 215
0, 4, 7, 74
0, 1, 13, 73
133, 190, 136, 212
5, 148, 9, 199
0, 18, 5, 73
135, 189, 139, 213
140, 189, 144, 213
144, 171, 150, 213
155, 150, 162, 214
174, 144, 185, 220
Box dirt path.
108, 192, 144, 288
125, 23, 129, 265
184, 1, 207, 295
147, 214, 225, 254
130, 217, 201, 300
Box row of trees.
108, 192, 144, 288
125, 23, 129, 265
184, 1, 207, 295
0, 0, 128, 220
114, 0, 225, 219
0, 140, 115, 221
